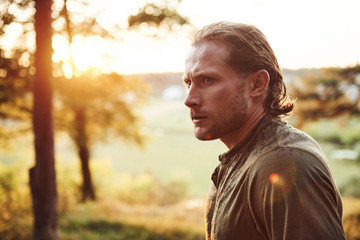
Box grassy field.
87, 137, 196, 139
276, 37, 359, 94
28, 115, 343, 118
91, 99, 360, 197
1, 98, 360, 239
87, 99, 227, 197
3, 98, 359, 198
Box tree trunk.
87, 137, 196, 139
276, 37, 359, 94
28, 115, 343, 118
30, 0, 57, 239
62, 0, 95, 201
74, 107, 96, 201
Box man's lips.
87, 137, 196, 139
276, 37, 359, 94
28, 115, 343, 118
191, 114, 208, 123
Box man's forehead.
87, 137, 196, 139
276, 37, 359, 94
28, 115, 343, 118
187, 41, 227, 60
184, 41, 228, 76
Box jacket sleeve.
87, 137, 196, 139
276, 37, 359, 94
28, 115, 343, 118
247, 147, 345, 240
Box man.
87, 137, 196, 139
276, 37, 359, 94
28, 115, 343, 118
183, 21, 345, 240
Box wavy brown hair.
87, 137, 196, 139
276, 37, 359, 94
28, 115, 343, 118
192, 21, 294, 116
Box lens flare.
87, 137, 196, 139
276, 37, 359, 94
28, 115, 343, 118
269, 173, 280, 185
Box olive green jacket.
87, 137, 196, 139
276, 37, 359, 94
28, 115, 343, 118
206, 114, 345, 240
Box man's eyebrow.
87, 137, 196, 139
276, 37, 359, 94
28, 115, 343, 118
182, 74, 189, 82
183, 70, 215, 82
192, 72, 214, 79
193, 73, 206, 78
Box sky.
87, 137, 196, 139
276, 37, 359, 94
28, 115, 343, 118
115, 0, 360, 74
180, 0, 360, 70
5, 0, 360, 75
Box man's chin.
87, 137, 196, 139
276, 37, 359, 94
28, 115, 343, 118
195, 131, 217, 141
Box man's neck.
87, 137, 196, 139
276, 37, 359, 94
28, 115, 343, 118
220, 110, 267, 149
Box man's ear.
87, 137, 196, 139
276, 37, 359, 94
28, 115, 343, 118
248, 69, 270, 97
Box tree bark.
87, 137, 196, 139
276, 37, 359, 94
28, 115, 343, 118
74, 107, 96, 201
30, 0, 57, 239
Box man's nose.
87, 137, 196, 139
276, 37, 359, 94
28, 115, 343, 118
184, 87, 200, 108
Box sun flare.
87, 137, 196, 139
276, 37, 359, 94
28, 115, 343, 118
52, 34, 103, 77
52, 30, 191, 76
70, 36, 100, 72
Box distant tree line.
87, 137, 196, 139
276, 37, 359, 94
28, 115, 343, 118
291, 64, 360, 131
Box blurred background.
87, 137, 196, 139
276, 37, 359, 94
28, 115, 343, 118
1, 0, 360, 239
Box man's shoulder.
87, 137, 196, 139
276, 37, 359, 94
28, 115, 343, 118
276, 122, 321, 149
247, 146, 337, 198
249, 118, 332, 179
252, 146, 324, 172
265, 117, 327, 164
239, 116, 329, 176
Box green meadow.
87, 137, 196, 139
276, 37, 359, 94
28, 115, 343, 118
91, 99, 227, 198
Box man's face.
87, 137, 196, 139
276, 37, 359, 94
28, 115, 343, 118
183, 41, 249, 142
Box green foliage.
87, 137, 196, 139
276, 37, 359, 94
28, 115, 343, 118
305, 117, 360, 147
303, 118, 360, 198
127, 0, 194, 40
116, 172, 187, 206
54, 71, 148, 147
339, 175, 360, 198
0, 158, 201, 240
0, 51, 32, 106
0, 163, 32, 240
55, 0, 113, 38
291, 65, 360, 128
1, 157, 360, 240
56, 160, 83, 215
128, 0, 190, 29
0, 0, 190, 201
59, 218, 203, 240
0, 50, 33, 147
0, 1, 34, 146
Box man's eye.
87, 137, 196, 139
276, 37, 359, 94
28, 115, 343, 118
203, 77, 213, 84
184, 80, 192, 88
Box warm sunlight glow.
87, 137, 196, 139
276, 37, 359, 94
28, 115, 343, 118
50, 0, 360, 75
52, 34, 70, 61
71, 36, 100, 71
109, 31, 191, 74
53, 31, 191, 75
62, 62, 73, 79
53, 34, 95, 74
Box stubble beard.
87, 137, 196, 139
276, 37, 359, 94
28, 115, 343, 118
195, 86, 248, 141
